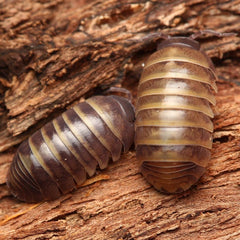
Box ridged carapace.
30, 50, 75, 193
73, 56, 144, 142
7, 95, 135, 202
135, 36, 218, 193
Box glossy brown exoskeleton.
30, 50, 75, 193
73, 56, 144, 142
7, 95, 135, 202
135, 34, 220, 193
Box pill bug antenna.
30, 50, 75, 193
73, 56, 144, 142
190, 29, 237, 40
140, 32, 170, 42
126, 32, 170, 47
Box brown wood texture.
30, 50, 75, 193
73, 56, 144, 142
0, 0, 240, 239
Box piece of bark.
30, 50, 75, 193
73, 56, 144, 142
1, 0, 240, 239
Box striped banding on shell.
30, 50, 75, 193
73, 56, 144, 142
7, 95, 135, 202
135, 37, 217, 193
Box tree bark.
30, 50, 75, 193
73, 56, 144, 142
0, 0, 240, 239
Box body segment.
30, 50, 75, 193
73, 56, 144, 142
135, 37, 217, 193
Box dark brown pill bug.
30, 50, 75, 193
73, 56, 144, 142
7, 95, 135, 202
135, 35, 218, 193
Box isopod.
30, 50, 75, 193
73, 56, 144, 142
135, 33, 219, 193
7, 95, 135, 202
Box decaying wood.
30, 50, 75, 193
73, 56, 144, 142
0, 0, 240, 239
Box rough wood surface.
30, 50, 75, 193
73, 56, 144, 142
0, 0, 240, 239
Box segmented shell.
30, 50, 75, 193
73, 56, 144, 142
7, 95, 135, 202
135, 37, 217, 193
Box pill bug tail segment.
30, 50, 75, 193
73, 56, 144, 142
7, 95, 135, 202
135, 36, 217, 193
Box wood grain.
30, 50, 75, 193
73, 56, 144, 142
0, 0, 240, 239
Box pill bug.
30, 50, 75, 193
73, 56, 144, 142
135, 34, 218, 193
7, 95, 135, 202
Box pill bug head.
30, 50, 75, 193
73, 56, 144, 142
7, 94, 135, 202
157, 37, 200, 50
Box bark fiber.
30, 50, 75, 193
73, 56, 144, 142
0, 0, 240, 239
